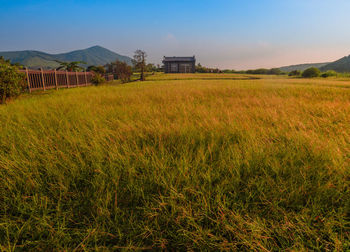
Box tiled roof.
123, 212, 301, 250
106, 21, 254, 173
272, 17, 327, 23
163, 56, 195, 62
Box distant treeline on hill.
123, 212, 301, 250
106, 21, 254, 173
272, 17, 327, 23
196, 64, 280, 74
197, 63, 350, 78
199, 53, 350, 75
243, 68, 284, 75
197, 64, 285, 75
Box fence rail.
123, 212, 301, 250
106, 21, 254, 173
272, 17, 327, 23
19, 69, 114, 92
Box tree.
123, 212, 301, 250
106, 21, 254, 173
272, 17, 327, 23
196, 63, 211, 73
302, 67, 321, 78
144, 63, 162, 72
87, 65, 106, 74
55, 60, 86, 72
133, 50, 147, 81
288, 70, 301, 76
0, 56, 10, 65
222, 69, 236, 73
246, 68, 269, 75
95, 66, 106, 74
268, 68, 283, 75
105, 62, 116, 74
195, 63, 225, 73
104, 61, 133, 82
321, 70, 337, 78
0, 61, 25, 104
0, 57, 24, 69
114, 60, 133, 83
145, 63, 158, 72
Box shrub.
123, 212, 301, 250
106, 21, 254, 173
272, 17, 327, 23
289, 70, 301, 76
321, 70, 337, 78
0, 62, 25, 104
302, 67, 321, 78
115, 61, 133, 83
91, 73, 106, 85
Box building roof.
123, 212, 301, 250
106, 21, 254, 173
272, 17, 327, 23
163, 56, 195, 62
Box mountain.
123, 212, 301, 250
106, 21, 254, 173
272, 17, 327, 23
279, 62, 330, 72
320, 55, 350, 73
0, 46, 132, 69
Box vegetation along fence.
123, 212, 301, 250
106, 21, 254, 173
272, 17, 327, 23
104, 74, 114, 82
19, 68, 114, 92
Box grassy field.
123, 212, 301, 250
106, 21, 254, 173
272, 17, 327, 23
0, 73, 349, 250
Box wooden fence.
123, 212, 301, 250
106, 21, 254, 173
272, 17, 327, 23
19, 68, 114, 92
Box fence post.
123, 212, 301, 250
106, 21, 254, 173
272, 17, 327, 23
41, 68, 46, 91
84, 71, 88, 86
66, 70, 70, 88
75, 71, 79, 86
25, 67, 31, 93
54, 69, 58, 90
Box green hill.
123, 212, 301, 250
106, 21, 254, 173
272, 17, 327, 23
320, 55, 350, 73
280, 54, 350, 73
279, 62, 329, 72
0, 46, 132, 69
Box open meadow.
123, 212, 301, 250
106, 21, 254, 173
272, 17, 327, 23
0, 73, 349, 250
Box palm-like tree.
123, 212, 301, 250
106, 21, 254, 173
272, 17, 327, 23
55, 60, 86, 72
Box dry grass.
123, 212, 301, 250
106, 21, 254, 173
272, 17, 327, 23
0, 74, 349, 250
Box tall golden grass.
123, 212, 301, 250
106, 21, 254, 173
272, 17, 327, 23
0, 74, 349, 250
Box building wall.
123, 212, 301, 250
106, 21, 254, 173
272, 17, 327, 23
164, 61, 196, 73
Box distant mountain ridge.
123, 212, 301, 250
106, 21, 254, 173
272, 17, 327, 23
320, 55, 350, 72
279, 53, 350, 73
0, 46, 132, 69
279, 62, 330, 72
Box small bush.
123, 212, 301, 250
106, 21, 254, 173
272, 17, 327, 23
0, 62, 25, 104
91, 73, 106, 85
289, 70, 301, 76
302, 67, 320, 78
321, 70, 337, 78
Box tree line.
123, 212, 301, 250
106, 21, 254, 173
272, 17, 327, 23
195, 64, 285, 75
196, 63, 341, 78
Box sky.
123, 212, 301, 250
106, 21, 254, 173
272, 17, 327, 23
1, 0, 350, 69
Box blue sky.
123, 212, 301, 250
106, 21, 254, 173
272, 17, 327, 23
1, 0, 350, 69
